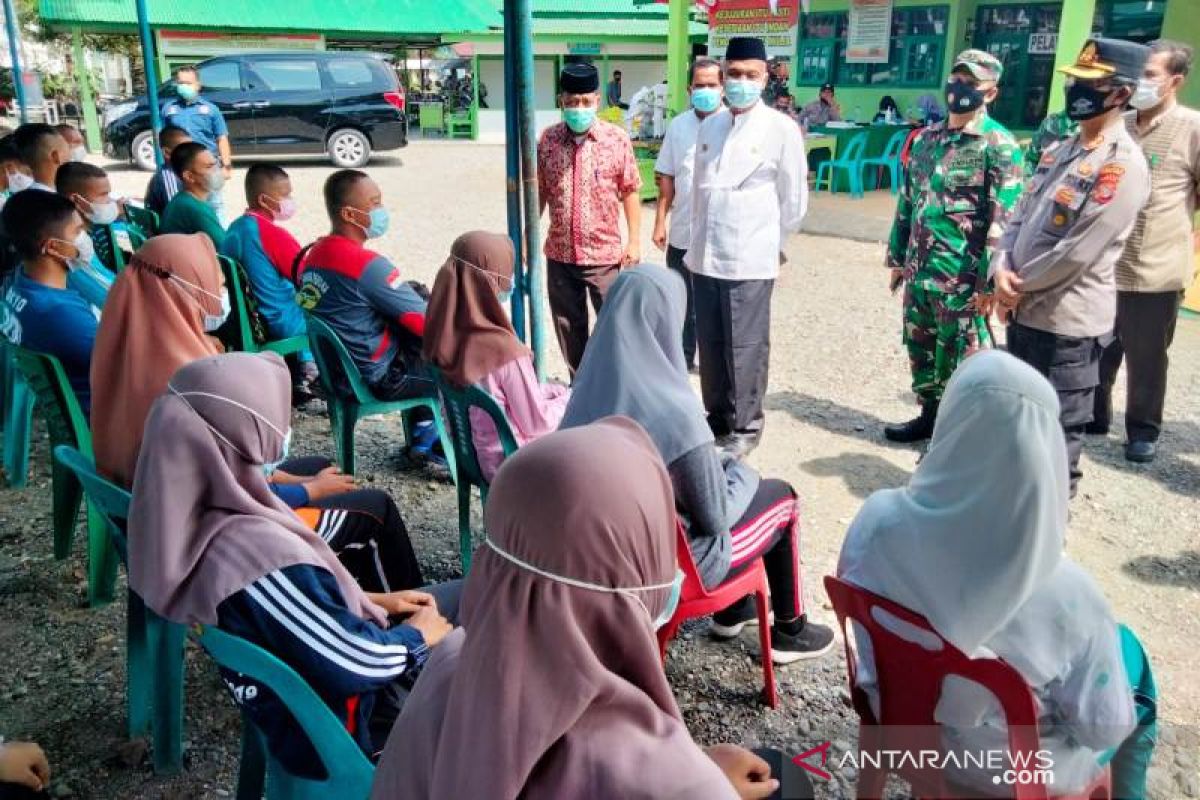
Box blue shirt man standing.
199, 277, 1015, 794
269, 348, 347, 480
162, 65, 233, 221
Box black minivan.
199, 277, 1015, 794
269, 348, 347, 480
103, 51, 407, 171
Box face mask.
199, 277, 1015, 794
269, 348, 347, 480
1065, 81, 1117, 121
349, 206, 390, 239
651, 569, 686, 629
483, 536, 682, 626
454, 254, 513, 299
497, 289, 513, 305
265, 195, 297, 222
177, 84, 199, 102
69, 145, 88, 162
691, 87, 722, 114
168, 386, 291, 466
80, 197, 120, 226
262, 428, 292, 476
562, 106, 597, 134
171, 273, 231, 331
1129, 77, 1164, 111
205, 168, 226, 193
46, 231, 96, 271
6, 170, 34, 193
725, 79, 763, 110
945, 79, 986, 114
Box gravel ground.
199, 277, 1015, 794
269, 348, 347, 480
0, 141, 1196, 798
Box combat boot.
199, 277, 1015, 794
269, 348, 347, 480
884, 402, 938, 443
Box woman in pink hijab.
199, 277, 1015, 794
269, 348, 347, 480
370, 418, 778, 800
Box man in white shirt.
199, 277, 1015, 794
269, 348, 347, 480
652, 57, 728, 371
687, 36, 808, 458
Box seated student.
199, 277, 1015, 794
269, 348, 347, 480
0, 134, 34, 204
371, 419, 778, 800
561, 265, 835, 663
0, 190, 99, 413
128, 351, 456, 774
55, 123, 87, 161
13, 123, 69, 193
54, 161, 120, 306
423, 231, 569, 482
90, 234, 426, 592
838, 350, 1155, 798
297, 169, 441, 461
143, 125, 190, 218
222, 164, 319, 398
160, 141, 226, 249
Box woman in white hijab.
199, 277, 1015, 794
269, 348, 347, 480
837, 350, 1156, 797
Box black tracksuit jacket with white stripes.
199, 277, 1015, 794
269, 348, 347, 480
216, 564, 428, 777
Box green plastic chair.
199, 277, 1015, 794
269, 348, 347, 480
859, 128, 910, 195
445, 109, 474, 139
304, 314, 456, 478
217, 255, 307, 357
125, 203, 160, 236
1, 346, 34, 488
419, 101, 445, 138
52, 445, 185, 774
192, 625, 375, 800
814, 131, 869, 198
430, 366, 519, 572
6, 341, 117, 606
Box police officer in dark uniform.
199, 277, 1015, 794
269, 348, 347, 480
991, 38, 1152, 496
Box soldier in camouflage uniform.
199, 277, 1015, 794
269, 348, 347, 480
1025, 111, 1079, 177
884, 50, 1026, 442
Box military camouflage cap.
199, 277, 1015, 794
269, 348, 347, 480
952, 49, 1003, 82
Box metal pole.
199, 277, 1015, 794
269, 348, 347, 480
503, 2, 527, 342
514, 0, 546, 379
3, 0, 27, 123
134, 0, 163, 167
71, 27, 102, 152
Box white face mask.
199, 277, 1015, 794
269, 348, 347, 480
81, 197, 120, 226
168, 386, 291, 466
46, 231, 96, 271
170, 273, 232, 332
6, 170, 34, 193
70, 145, 89, 162
483, 536, 682, 628
1129, 77, 1165, 111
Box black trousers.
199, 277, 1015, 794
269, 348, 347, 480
1007, 323, 1104, 494
693, 273, 773, 436
281, 456, 425, 593
665, 245, 698, 368
723, 478, 803, 620
1095, 290, 1183, 443
546, 259, 620, 374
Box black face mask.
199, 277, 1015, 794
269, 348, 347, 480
945, 79, 985, 114
1065, 82, 1116, 121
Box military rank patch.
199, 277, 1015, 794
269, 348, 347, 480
1091, 163, 1125, 205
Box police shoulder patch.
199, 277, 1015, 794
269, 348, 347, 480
1091, 162, 1124, 204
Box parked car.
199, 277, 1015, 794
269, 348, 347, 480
104, 51, 407, 171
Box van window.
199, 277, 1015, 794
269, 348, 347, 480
250, 59, 323, 92
327, 58, 381, 89
198, 62, 241, 92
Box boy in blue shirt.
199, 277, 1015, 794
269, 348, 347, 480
222, 163, 319, 401
55, 161, 122, 307
0, 190, 99, 413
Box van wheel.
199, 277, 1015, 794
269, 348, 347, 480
132, 130, 157, 171
327, 129, 371, 168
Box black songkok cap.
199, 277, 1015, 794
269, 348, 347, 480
560, 63, 600, 94
726, 37, 768, 62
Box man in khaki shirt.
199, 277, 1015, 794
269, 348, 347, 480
1093, 40, 1200, 463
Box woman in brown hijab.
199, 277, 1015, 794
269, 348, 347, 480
371, 418, 778, 800
90, 233, 424, 593
128, 351, 456, 776
422, 231, 569, 482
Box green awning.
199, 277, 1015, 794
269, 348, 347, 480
481, 0, 707, 39
39, 0, 498, 37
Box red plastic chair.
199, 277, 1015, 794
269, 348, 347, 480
823, 576, 1112, 800
657, 521, 778, 708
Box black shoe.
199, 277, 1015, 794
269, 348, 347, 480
770, 617, 836, 664
710, 595, 760, 639
1084, 421, 1110, 435
1125, 440, 1157, 463
884, 402, 938, 443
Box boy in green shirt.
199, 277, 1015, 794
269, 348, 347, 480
160, 140, 227, 249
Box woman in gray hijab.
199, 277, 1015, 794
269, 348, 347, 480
561, 264, 834, 663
